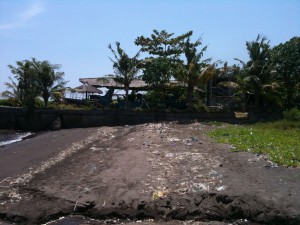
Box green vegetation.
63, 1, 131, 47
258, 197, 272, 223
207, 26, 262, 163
177, 36, 215, 108
1, 30, 299, 112
283, 107, 300, 121
0, 98, 20, 107
135, 29, 192, 87
209, 115, 300, 167
47, 102, 95, 110
134, 31, 300, 112
108, 42, 141, 109
1, 58, 67, 110
235, 35, 278, 111
271, 37, 300, 108
30, 58, 67, 107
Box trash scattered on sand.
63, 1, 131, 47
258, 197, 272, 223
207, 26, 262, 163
139, 122, 225, 197
90, 146, 102, 151
152, 190, 167, 200
216, 185, 227, 191
192, 182, 210, 192
264, 160, 278, 168
248, 154, 279, 168
167, 137, 181, 142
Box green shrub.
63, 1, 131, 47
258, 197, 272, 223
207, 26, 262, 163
209, 120, 300, 167
283, 107, 300, 121
110, 100, 118, 109
0, 98, 20, 107
35, 98, 44, 108
192, 102, 207, 112
144, 87, 188, 111
52, 92, 64, 104
144, 90, 167, 110
47, 102, 92, 110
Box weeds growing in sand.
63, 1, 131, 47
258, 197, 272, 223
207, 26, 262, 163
209, 120, 300, 167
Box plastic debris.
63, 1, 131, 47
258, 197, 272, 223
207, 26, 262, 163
264, 160, 279, 168
193, 183, 209, 192
152, 191, 167, 200
183, 136, 200, 145
209, 170, 219, 177
216, 185, 227, 191
167, 137, 181, 142
90, 147, 101, 152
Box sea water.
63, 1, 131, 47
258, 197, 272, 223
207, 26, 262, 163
0, 130, 33, 147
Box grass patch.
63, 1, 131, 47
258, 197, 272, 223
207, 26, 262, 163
208, 120, 300, 167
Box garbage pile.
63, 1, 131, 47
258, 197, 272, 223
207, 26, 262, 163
137, 122, 226, 198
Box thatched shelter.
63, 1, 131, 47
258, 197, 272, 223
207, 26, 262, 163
74, 83, 102, 99
79, 77, 147, 90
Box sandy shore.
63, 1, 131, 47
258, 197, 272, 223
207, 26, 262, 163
0, 123, 299, 225
0, 127, 100, 180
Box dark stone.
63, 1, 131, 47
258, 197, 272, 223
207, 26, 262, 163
50, 117, 62, 131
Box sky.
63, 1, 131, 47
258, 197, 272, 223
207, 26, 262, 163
0, 0, 299, 93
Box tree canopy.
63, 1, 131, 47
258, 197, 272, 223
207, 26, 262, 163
234, 35, 282, 111
135, 30, 193, 87
135, 29, 193, 58
2, 30, 299, 112
4, 58, 67, 109
31, 58, 67, 107
271, 37, 300, 107
108, 42, 141, 109
176, 37, 214, 107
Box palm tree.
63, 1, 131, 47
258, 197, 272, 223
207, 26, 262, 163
1, 76, 22, 105
176, 37, 215, 107
271, 37, 300, 108
31, 58, 67, 107
8, 60, 40, 109
235, 35, 279, 111
108, 42, 141, 109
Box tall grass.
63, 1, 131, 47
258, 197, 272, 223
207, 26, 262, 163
209, 120, 300, 167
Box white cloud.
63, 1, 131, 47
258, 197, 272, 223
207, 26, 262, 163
21, 1, 45, 21
0, 1, 45, 30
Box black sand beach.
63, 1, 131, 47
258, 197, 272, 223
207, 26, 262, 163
0, 123, 299, 225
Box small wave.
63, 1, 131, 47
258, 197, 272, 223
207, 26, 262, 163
0, 132, 34, 147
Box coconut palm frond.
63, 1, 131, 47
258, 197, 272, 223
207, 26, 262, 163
262, 82, 280, 91
108, 42, 141, 109
197, 64, 216, 84
217, 81, 240, 89
234, 58, 246, 67
2, 76, 21, 101
243, 75, 261, 85
1, 90, 14, 98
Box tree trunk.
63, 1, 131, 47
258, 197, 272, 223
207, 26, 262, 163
125, 86, 129, 110
206, 79, 212, 106
286, 79, 294, 108
254, 89, 261, 112
44, 98, 48, 107
43, 92, 50, 107
187, 84, 194, 109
